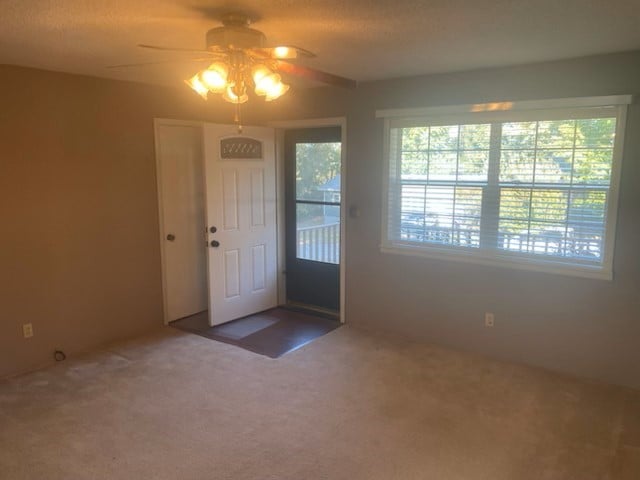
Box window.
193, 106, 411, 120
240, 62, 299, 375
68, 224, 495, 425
380, 97, 630, 279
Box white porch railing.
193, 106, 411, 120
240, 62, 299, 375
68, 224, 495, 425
498, 232, 602, 259
400, 224, 602, 260
297, 223, 340, 264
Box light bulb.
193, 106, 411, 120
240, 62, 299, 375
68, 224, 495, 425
254, 72, 282, 97
265, 81, 290, 101
252, 65, 272, 89
222, 85, 248, 104
273, 46, 297, 59
185, 74, 208, 100
200, 62, 228, 93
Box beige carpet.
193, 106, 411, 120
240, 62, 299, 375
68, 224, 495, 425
0, 326, 638, 479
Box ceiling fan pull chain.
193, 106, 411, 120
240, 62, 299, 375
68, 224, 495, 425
235, 102, 243, 134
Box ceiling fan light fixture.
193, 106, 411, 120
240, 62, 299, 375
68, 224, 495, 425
128, 11, 357, 125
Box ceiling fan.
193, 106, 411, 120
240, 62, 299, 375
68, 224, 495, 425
110, 13, 356, 125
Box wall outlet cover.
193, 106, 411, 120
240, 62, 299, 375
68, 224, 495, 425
23, 323, 34, 338
485, 313, 495, 327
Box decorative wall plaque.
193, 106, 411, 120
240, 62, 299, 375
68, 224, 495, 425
220, 137, 263, 159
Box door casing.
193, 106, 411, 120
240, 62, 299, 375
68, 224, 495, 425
271, 117, 347, 324
284, 126, 342, 313
155, 117, 347, 325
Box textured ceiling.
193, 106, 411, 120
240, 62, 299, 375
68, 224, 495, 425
1, 0, 640, 88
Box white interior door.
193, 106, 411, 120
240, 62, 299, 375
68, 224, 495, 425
155, 121, 208, 322
203, 124, 278, 326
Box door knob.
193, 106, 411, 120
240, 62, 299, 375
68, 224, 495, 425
210, 226, 217, 233
166, 234, 176, 241
210, 240, 220, 248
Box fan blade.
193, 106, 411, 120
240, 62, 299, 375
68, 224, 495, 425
274, 61, 357, 89
137, 44, 220, 55
106, 58, 213, 69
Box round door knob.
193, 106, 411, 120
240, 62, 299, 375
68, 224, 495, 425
210, 226, 217, 233
210, 240, 220, 248
166, 234, 176, 241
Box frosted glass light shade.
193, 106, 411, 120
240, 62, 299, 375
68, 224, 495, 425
185, 74, 208, 99
252, 65, 272, 89
265, 82, 290, 101
200, 63, 229, 93
255, 72, 282, 97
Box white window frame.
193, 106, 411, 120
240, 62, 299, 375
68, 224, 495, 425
378, 96, 632, 280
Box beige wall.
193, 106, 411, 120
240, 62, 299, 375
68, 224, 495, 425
266, 51, 640, 389
0, 65, 253, 377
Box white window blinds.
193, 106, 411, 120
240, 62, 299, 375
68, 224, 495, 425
382, 98, 629, 279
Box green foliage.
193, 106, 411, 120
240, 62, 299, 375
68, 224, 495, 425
296, 142, 341, 227
497, 118, 614, 235
400, 124, 490, 178
296, 142, 341, 199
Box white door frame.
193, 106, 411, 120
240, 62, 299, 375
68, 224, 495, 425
154, 118, 206, 325
269, 117, 347, 324
155, 117, 347, 325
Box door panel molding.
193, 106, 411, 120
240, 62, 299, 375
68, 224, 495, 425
224, 249, 241, 299
250, 169, 266, 227
251, 244, 267, 292
222, 169, 239, 231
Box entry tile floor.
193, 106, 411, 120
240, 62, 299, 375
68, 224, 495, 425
170, 307, 341, 358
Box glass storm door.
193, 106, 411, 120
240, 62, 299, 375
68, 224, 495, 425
285, 127, 341, 312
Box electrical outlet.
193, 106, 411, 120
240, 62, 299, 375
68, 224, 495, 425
484, 313, 495, 328
23, 323, 34, 338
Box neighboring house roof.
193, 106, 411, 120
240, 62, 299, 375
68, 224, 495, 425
318, 174, 341, 192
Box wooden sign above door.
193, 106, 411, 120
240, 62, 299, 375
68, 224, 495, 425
220, 137, 263, 160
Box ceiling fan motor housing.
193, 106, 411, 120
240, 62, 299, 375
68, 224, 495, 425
206, 25, 266, 50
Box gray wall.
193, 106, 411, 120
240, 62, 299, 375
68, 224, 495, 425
267, 51, 640, 389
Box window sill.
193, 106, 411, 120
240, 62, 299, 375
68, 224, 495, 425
380, 242, 612, 281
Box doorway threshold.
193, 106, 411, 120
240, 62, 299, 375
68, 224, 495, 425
282, 302, 340, 321
170, 307, 340, 358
